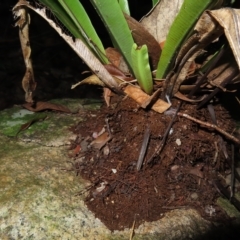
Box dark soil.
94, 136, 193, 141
69, 94, 238, 231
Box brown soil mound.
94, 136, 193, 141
69, 95, 238, 231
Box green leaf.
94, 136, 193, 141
131, 43, 153, 95
38, 0, 83, 40
38, 0, 107, 63
90, 0, 134, 73
200, 45, 225, 73
152, 0, 160, 7
156, 0, 221, 79
118, 0, 131, 15
57, 0, 108, 63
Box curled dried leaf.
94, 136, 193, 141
174, 92, 205, 103
104, 64, 134, 81
103, 87, 112, 107
23, 101, 71, 113
105, 47, 129, 73
14, 6, 36, 103
16, 114, 47, 137
140, 0, 184, 43
124, 85, 170, 113
71, 74, 105, 89
90, 132, 111, 149
208, 8, 240, 69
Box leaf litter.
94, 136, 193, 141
22, 101, 71, 113
69, 94, 240, 231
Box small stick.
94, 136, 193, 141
197, 68, 238, 109
177, 112, 240, 146
105, 117, 112, 138
236, 97, 240, 105
207, 104, 217, 125
230, 144, 235, 200
213, 141, 218, 164
129, 215, 136, 240
119, 79, 137, 87
136, 127, 150, 171
147, 102, 182, 164
188, 45, 226, 98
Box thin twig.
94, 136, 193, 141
105, 117, 112, 138
213, 141, 218, 164
136, 127, 150, 171
177, 112, 240, 146
236, 97, 240, 105
197, 67, 238, 109
147, 102, 182, 164
230, 144, 235, 200
207, 104, 217, 125
129, 215, 136, 240
188, 45, 227, 98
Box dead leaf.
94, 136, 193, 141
186, 164, 204, 179
14, 6, 36, 103
105, 47, 130, 75
103, 87, 112, 107
140, 0, 184, 43
16, 114, 47, 136
206, 58, 238, 88
22, 101, 71, 113
163, 11, 224, 97
124, 13, 161, 69
171, 49, 203, 95
174, 91, 205, 103
105, 64, 126, 77
208, 8, 240, 70
106, 47, 122, 67
92, 127, 106, 138
104, 64, 134, 81
72, 65, 134, 91
140, 88, 161, 108
187, 62, 198, 76
71, 74, 114, 106
90, 132, 111, 149
124, 85, 170, 113
73, 145, 81, 156
71, 74, 105, 89
105, 47, 130, 73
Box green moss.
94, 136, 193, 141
0, 99, 102, 137
0, 107, 47, 137
217, 197, 240, 219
